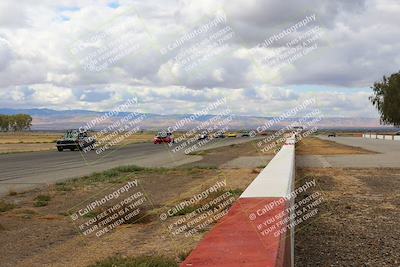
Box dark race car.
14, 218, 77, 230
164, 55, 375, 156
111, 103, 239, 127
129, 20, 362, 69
198, 132, 209, 140
215, 132, 226, 138
56, 129, 96, 151
241, 131, 250, 137
154, 132, 174, 144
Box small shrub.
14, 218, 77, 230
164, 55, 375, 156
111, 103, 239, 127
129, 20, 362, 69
186, 166, 217, 170
227, 188, 243, 197
83, 211, 100, 218
34, 195, 51, 207
173, 206, 198, 216
0, 200, 15, 212
114, 165, 145, 173
55, 182, 72, 191
178, 250, 191, 262
8, 190, 17, 196
89, 255, 178, 267
102, 169, 120, 178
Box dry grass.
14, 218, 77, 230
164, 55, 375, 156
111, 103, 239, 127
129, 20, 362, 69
0, 143, 57, 154
0, 132, 61, 144
296, 137, 375, 155
0, 132, 156, 154
119, 133, 154, 144
0, 132, 61, 153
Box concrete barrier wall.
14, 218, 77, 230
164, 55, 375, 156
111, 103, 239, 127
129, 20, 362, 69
363, 133, 399, 141
181, 136, 296, 267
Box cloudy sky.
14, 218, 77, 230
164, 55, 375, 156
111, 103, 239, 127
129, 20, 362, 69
0, 0, 399, 118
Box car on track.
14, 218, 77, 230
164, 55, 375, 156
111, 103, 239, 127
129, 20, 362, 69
241, 131, 250, 137
154, 131, 174, 144
328, 132, 336, 137
215, 132, 226, 138
198, 132, 209, 140
56, 129, 96, 151
227, 132, 237, 138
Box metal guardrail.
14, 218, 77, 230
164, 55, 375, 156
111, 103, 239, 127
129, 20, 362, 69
181, 135, 296, 267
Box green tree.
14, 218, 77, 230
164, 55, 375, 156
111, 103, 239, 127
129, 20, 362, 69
0, 115, 10, 131
369, 71, 400, 126
14, 114, 32, 131
0, 114, 32, 131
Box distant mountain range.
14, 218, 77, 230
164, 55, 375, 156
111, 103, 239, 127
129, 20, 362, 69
0, 108, 394, 131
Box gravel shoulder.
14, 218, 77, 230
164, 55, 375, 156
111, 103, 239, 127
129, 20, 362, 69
295, 167, 400, 266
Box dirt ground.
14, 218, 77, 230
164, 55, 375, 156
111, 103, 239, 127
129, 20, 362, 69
295, 168, 400, 266
0, 166, 257, 267
182, 139, 274, 168
296, 137, 375, 155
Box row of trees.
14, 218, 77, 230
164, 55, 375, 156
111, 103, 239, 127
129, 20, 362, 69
0, 114, 32, 131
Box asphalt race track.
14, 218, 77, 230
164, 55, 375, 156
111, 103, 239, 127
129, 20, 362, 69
0, 137, 259, 196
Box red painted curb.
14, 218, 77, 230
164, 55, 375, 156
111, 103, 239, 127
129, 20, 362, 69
181, 198, 292, 267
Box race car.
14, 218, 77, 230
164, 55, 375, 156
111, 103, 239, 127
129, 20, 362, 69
215, 132, 226, 138
154, 131, 174, 144
198, 133, 209, 140
227, 132, 237, 137
56, 129, 96, 151
241, 131, 250, 137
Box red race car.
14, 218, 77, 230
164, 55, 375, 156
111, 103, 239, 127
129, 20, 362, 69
153, 132, 174, 144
